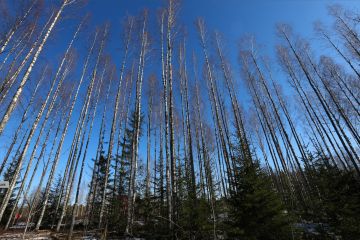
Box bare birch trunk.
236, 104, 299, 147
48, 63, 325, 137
125, 13, 148, 234
34, 24, 97, 231
98, 18, 133, 228
23, 102, 68, 236
56, 27, 107, 232
0, 15, 48, 105
0, 0, 37, 54
179, 41, 198, 235
0, 63, 59, 222
160, 10, 172, 229
0, 0, 72, 134
0, 69, 44, 175
68, 61, 105, 239
165, 1, 177, 230
197, 19, 234, 189
85, 62, 112, 229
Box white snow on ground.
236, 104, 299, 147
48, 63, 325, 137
0, 232, 51, 239
0, 231, 148, 240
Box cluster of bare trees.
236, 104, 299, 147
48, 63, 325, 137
0, 0, 359, 239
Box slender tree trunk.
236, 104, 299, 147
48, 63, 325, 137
18, 88, 73, 228
99, 19, 133, 228
0, 62, 59, 222
146, 84, 153, 200
57, 27, 107, 232
34, 25, 98, 231
179, 41, 198, 236
5, 113, 57, 230
125, 13, 147, 234
22, 104, 68, 236
215, 33, 250, 161
0, 22, 35, 84
160, 10, 172, 229
0, 69, 44, 175
68, 60, 105, 239
318, 28, 360, 78
0, 14, 47, 105
0, 0, 71, 135
279, 28, 360, 174
85, 67, 112, 230
197, 19, 234, 189
0, 0, 37, 54
159, 100, 165, 212
166, 1, 177, 230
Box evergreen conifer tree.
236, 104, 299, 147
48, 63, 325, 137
227, 133, 291, 239
0, 156, 21, 226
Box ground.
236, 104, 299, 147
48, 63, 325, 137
0, 230, 96, 240
0, 230, 146, 239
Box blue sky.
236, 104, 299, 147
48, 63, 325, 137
80, 0, 359, 110
85, 0, 359, 54
1, 0, 359, 202
84, 0, 360, 199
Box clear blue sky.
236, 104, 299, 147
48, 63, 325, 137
84, 0, 359, 57
81, 0, 359, 110
83, 0, 360, 200
1, 0, 359, 203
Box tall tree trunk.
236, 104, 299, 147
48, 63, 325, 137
146, 80, 153, 200
0, 0, 37, 54
278, 27, 360, 174
160, 10, 172, 229
125, 13, 148, 234
98, 18, 133, 228
0, 61, 59, 222
57, 27, 107, 232
166, 1, 177, 230
0, 14, 48, 105
0, 0, 72, 134
197, 19, 234, 189
0, 68, 44, 175
0, 22, 36, 95
22, 101, 68, 236
34, 25, 98, 231
68, 59, 105, 239
179, 41, 198, 236
85, 61, 112, 229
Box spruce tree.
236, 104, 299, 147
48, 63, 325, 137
227, 136, 291, 239
109, 111, 144, 233
88, 154, 113, 228
41, 174, 62, 228
304, 152, 360, 239
0, 156, 21, 226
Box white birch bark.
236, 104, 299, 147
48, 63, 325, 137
68, 59, 105, 239
0, 0, 72, 134
0, 63, 58, 222
125, 13, 148, 234
0, 0, 37, 54
34, 24, 97, 230
0, 68, 44, 175
56, 27, 107, 232
98, 18, 134, 228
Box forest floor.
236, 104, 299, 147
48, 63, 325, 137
0, 230, 145, 239
0, 230, 96, 239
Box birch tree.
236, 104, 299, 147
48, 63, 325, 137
0, 0, 37, 54
125, 12, 148, 234
0, 0, 76, 135
98, 17, 134, 228
34, 25, 98, 230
